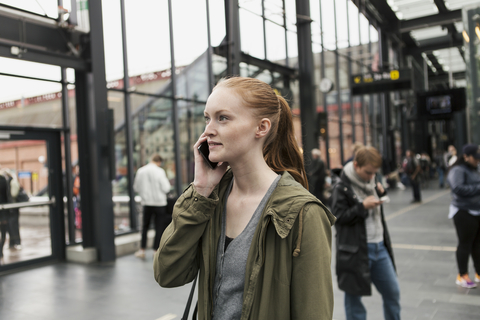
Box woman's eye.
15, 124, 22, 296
204, 116, 210, 124
219, 115, 227, 121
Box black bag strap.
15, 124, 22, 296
181, 274, 198, 320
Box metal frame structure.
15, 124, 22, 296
0, 0, 474, 271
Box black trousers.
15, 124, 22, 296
141, 205, 171, 250
8, 209, 21, 246
453, 210, 480, 275
409, 176, 421, 201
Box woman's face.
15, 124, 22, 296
203, 87, 260, 165
353, 162, 379, 182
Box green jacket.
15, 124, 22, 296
154, 170, 336, 320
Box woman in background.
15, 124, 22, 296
447, 144, 480, 288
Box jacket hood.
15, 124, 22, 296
216, 169, 335, 240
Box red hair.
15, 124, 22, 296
214, 77, 308, 189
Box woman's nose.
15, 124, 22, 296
204, 121, 215, 136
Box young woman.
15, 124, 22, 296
154, 77, 335, 320
331, 146, 400, 320
447, 144, 480, 288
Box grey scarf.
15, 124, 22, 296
343, 162, 384, 243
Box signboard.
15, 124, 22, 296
18, 171, 31, 179
351, 69, 412, 95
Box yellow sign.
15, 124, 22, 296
390, 70, 399, 80
32, 172, 38, 181
364, 77, 373, 83
354, 76, 361, 84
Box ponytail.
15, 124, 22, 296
263, 96, 308, 189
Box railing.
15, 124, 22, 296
0, 197, 56, 210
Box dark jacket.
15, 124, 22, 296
154, 170, 336, 320
331, 171, 395, 296
447, 163, 480, 211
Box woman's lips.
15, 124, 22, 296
208, 142, 222, 147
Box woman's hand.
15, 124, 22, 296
193, 134, 228, 198
363, 195, 382, 210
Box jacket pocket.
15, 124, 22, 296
338, 244, 359, 253
337, 244, 359, 270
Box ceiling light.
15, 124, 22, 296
443, 66, 450, 71
463, 30, 470, 43
433, 51, 440, 56
476, 25, 480, 41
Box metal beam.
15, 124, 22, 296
0, 8, 87, 69
225, 0, 241, 75
295, 0, 317, 171
213, 44, 297, 77
428, 71, 465, 83
406, 33, 463, 55
0, 41, 87, 69
399, 9, 462, 33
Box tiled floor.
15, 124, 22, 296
1, 181, 480, 319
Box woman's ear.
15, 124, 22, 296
256, 118, 271, 138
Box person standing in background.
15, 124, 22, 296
434, 149, 447, 189
332, 146, 400, 320
403, 150, 421, 203
0, 173, 9, 264
447, 144, 480, 288
446, 145, 457, 168
308, 148, 326, 203
133, 154, 171, 259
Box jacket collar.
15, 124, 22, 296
216, 170, 332, 239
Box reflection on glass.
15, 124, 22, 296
0, 140, 52, 265
112, 127, 132, 232
175, 52, 210, 101
0, 76, 63, 128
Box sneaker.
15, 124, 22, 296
475, 274, 480, 283
456, 274, 477, 288
134, 249, 145, 259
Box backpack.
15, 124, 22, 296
403, 158, 416, 175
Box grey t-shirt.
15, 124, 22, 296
211, 175, 281, 320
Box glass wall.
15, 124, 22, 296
312, 0, 380, 168
1, 0, 387, 242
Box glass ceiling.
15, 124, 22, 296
387, 0, 480, 78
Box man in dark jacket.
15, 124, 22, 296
308, 148, 326, 203
332, 146, 400, 320
403, 150, 421, 203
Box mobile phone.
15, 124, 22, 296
198, 142, 218, 169
379, 195, 390, 203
